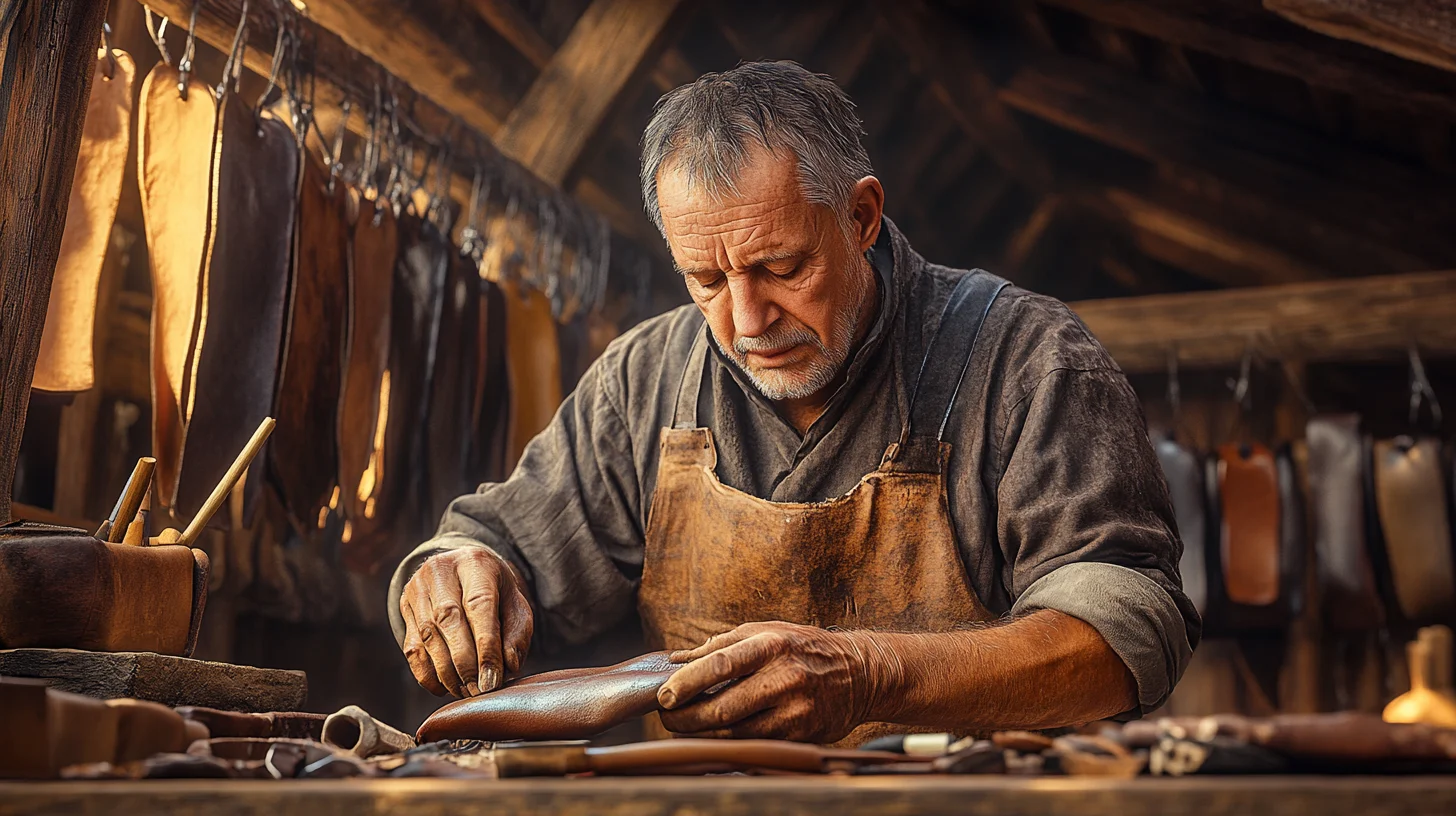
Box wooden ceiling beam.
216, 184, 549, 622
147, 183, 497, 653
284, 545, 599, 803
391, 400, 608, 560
875, 0, 1053, 191
1070, 268, 1456, 373
1036, 0, 1456, 118
997, 47, 1456, 265
493, 0, 684, 186
464, 0, 693, 93
1264, 0, 1456, 74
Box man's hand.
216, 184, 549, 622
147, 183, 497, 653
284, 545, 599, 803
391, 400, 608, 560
655, 621, 900, 743
400, 546, 534, 698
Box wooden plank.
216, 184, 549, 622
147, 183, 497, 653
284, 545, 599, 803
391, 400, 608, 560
1265, 0, 1456, 74
1094, 188, 1326, 287
875, 0, 1053, 190
1039, 0, 1456, 119
1069, 268, 1456, 373
0, 648, 307, 711
493, 0, 684, 186
0, 0, 112, 525
996, 47, 1456, 265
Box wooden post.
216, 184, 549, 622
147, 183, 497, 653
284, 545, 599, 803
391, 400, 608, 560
0, 0, 112, 524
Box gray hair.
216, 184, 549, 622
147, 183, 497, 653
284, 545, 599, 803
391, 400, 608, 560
640, 60, 874, 237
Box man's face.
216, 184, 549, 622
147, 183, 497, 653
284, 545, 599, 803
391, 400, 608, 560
657, 148, 876, 402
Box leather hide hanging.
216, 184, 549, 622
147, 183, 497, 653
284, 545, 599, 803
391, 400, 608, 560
138, 65, 218, 511
173, 93, 298, 523
502, 281, 562, 470
1218, 443, 1282, 608
270, 153, 350, 534
426, 252, 483, 519
1154, 436, 1207, 616
1276, 444, 1308, 620
1373, 437, 1456, 625
469, 279, 510, 486
1306, 415, 1385, 632
337, 194, 398, 550
33, 49, 135, 394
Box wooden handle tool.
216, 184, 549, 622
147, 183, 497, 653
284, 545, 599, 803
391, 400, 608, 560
152, 417, 274, 547
96, 457, 156, 542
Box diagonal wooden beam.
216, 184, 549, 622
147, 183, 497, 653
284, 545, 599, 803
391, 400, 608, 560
492, 0, 684, 186
874, 0, 1053, 191
1037, 0, 1456, 118
1264, 0, 1456, 74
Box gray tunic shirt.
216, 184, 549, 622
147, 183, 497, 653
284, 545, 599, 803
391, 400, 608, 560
389, 219, 1199, 714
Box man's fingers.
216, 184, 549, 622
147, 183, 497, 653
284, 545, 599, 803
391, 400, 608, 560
500, 585, 534, 676
668, 624, 760, 663
400, 597, 449, 697
658, 664, 793, 733
429, 567, 482, 697
456, 559, 504, 692
669, 706, 789, 740
658, 633, 783, 709
412, 591, 466, 697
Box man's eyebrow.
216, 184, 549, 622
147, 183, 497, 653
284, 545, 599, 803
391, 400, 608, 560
674, 250, 801, 277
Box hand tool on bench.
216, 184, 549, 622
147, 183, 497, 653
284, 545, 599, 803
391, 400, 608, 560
153, 418, 275, 547
95, 457, 155, 543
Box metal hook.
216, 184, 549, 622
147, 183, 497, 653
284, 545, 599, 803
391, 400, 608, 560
1165, 346, 1182, 431
255, 23, 288, 118
215, 0, 250, 103
1229, 345, 1254, 413
1408, 345, 1443, 430
177, 0, 201, 99
143, 7, 172, 67
325, 99, 351, 190
100, 22, 119, 80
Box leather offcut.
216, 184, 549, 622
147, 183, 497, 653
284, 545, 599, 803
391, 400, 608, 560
1307, 415, 1386, 632
270, 153, 349, 534
1217, 443, 1282, 608
172, 93, 298, 523
33, 49, 134, 394
138, 65, 218, 511
1374, 438, 1456, 624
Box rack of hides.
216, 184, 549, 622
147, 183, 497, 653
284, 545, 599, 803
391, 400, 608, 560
1147, 340, 1456, 719
20, 0, 661, 631
7, 634, 1456, 780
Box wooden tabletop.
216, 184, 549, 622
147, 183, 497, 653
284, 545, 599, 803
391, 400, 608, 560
3, 775, 1456, 816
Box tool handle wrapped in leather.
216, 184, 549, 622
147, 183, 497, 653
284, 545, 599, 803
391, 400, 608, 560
417, 652, 677, 743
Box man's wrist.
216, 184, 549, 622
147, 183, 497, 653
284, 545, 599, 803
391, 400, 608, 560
842, 630, 908, 724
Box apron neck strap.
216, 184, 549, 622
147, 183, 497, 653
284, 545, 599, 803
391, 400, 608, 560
905, 271, 1010, 443
672, 327, 711, 429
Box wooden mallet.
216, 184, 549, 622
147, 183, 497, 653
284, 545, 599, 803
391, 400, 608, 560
152, 417, 275, 547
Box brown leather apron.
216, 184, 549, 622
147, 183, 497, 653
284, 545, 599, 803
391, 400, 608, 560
337, 193, 397, 546
173, 94, 298, 522
33, 48, 134, 394
270, 153, 349, 533
1373, 437, 1456, 624
138, 65, 218, 511
639, 273, 1008, 743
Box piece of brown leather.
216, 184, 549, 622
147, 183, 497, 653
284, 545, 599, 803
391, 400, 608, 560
426, 252, 483, 519
1217, 443, 1282, 607
175, 707, 325, 741
502, 280, 562, 470
1374, 437, 1456, 624
108, 699, 191, 763
1307, 415, 1385, 631
470, 279, 511, 485
33, 49, 134, 394
138, 65, 219, 510
1155, 437, 1207, 615
0, 523, 197, 654
337, 193, 397, 546
270, 153, 349, 533
172, 95, 298, 523
416, 651, 677, 743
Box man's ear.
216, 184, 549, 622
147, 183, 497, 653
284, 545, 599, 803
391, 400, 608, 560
850, 176, 885, 252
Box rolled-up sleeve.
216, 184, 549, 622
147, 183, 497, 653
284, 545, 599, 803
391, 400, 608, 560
996, 366, 1199, 714
387, 356, 644, 651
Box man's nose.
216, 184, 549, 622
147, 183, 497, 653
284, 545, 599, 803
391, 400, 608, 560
727, 275, 781, 339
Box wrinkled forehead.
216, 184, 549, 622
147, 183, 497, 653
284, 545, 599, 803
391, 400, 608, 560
656, 147, 820, 260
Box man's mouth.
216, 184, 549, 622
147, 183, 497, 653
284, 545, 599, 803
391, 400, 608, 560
745, 344, 804, 367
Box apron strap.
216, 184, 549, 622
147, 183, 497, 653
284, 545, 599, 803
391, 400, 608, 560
907, 271, 1010, 442
672, 327, 711, 429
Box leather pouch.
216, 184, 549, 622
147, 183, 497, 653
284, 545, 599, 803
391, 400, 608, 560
138, 65, 219, 509
270, 153, 350, 532
33, 49, 135, 393
1307, 415, 1385, 632
1373, 437, 1456, 624
1155, 436, 1207, 615
172, 95, 298, 524
0, 522, 207, 655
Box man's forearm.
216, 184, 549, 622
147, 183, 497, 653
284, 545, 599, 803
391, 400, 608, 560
854, 609, 1137, 733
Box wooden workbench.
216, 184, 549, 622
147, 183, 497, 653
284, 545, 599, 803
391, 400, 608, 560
2, 775, 1455, 815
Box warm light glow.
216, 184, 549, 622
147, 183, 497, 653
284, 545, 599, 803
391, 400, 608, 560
342, 520, 353, 543
355, 370, 390, 504
328, 484, 340, 510
288, 0, 308, 11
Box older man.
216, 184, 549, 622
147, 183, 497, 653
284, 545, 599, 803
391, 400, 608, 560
389, 61, 1197, 744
